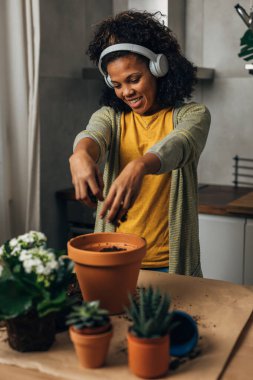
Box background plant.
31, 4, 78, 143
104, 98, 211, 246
0, 231, 74, 319
125, 286, 175, 338
239, 29, 253, 62
66, 300, 110, 330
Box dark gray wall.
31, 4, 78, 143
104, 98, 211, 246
39, 0, 112, 249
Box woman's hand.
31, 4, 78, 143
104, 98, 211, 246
99, 153, 161, 225
69, 149, 104, 208
99, 159, 146, 224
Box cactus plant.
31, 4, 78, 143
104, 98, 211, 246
125, 286, 174, 338
126, 286, 174, 378
66, 300, 110, 330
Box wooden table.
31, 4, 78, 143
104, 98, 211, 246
1, 271, 253, 380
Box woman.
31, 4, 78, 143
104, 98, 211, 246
69, 10, 211, 276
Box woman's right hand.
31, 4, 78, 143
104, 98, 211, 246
69, 150, 104, 208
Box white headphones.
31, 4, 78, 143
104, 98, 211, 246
98, 43, 169, 88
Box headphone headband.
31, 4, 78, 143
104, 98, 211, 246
98, 43, 169, 87
98, 43, 157, 75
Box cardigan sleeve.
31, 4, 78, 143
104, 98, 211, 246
147, 102, 211, 174
73, 106, 114, 165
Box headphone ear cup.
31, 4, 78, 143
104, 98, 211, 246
149, 60, 158, 77
149, 54, 168, 77
104, 75, 114, 88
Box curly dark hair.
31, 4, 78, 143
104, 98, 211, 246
87, 10, 197, 112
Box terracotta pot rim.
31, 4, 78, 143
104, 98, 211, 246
69, 325, 113, 344
68, 232, 145, 251
71, 322, 112, 335
69, 232, 145, 242
127, 330, 169, 344
68, 232, 146, 266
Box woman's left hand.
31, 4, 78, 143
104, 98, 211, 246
99, 159, 146, 225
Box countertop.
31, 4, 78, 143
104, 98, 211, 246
56, 184, 253, 218
198, 184, 253, 217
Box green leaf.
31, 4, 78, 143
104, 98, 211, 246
0, 264, 13, 280
15, 273, 43, 295
239, 29, 253, 62
127, 286, 174, 338
37, 291, 67, 317
0, 279, 32, 319
241, 29, 253, 46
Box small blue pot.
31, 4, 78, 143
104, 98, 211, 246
170, 310, 198, 357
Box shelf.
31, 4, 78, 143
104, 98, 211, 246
196, 67, 215, 80
245, 63, 253, 74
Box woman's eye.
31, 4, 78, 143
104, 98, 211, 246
130, 78, 139, 83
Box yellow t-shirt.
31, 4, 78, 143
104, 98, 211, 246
116, 108, 174, 268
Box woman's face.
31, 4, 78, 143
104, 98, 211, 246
106, 54, 159, 115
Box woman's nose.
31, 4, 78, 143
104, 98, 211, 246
122, 85, 134, 97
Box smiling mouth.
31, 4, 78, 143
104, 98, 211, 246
127, 97, 142, 105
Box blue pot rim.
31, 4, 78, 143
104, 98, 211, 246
170, 310, 198, 357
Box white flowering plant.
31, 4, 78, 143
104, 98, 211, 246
0, 231, 74, 320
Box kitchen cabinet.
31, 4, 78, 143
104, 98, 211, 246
199, 214, 245, 284
199, 214, 253, 285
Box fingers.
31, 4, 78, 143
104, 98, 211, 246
99, 188, 131, 226
99, 190, 121, 222
75, 183, 97, 208
122, 192, 132, 211
99, 170, 139, 224
100, 203, 128, 227
72, 169, 104, 208
110, 193, 131, 225
113, 207, 128, 226
73, 180, 101, 209
74, 182, 80, 201
69, 151, 104, 208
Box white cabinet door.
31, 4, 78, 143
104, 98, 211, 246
244, 219, 253, 285
199, 214, 245, 284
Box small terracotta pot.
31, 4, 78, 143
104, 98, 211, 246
67, 233, 146, 314
69, 324, 113, 368
127, 332, 170, 379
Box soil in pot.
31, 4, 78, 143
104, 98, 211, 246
6, 309, 55, 352
99, 246, 126, 252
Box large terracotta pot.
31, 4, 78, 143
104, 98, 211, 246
69, 324, 113, 368
67, 232, 146, 314
127, 332, 170, 379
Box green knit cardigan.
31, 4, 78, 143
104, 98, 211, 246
74, 102, 211, 276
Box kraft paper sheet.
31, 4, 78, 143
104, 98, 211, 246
0, 271, 253, 380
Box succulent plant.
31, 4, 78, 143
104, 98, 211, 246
66, 300, 110, 330
125, 286, 174, 338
